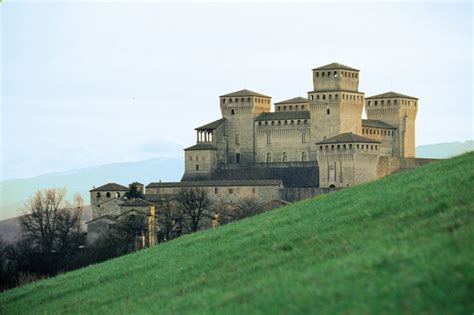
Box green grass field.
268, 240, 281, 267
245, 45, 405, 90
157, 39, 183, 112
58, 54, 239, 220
1, 153, 473, 314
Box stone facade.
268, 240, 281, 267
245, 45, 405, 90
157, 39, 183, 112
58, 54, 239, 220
180, 62, 425, 189
89, 62, 434, 238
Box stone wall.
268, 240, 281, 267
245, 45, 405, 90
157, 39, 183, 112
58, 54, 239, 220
279, 187, 341, 202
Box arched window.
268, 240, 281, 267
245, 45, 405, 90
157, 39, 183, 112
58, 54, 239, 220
317, 95, 320, 100
282, 152, 287, 162
316, 72, 319, 77
329, 94, 332, 100
96, 192, 101, 198
229, 98, 233, 103
266, 152, 272, 163
322, 95, 326, 100
327, 109, 330, 115
106, 192, 111, 198
301, 151, 307, 162
283, 106, 287, 111
116, 192, 121, 198
235, 98, 239, 103
231, 109, 235, 115
302, 105, 305, 110
289, 106, 293, 110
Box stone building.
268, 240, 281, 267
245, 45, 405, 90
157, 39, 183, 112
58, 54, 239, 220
88, 62, 435, 236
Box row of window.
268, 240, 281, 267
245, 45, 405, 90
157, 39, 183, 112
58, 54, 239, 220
367, 99, 416, 107
96, 192, 121, 199
214, 187, 256, 194
189, 156, 206, 161
319, 144, 378, 151
362, 128, 394, 136
309, 93, 363, 101
258, 119, 308, 126
276, 104, 306, 111
266, 132, 307, 144
265, 151, 308, 162
314, 71, 358, 78
222, 97, 270, 104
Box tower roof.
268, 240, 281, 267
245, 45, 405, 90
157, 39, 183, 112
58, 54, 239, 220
90, 183, 129, 192
274, 97, 308, 105
316, 132, 380, 144
195, 118, 226, 131
362, 119, 397, 129
184, 143, 217, 151
312, 63, 359, 72
365, 91, 418, 100
220, 89, 271, 98
255, 111, 310, 121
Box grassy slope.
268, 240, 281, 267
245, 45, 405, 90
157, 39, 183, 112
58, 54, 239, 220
1, 153, 473, 314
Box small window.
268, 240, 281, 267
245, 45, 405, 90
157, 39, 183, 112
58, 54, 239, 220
282, 152, 288, 162
229, 188, 233, 194
302, 132, 307, 143
236, 153, 241, 164
106, 192, 111, 198
231, 109, 235, 115
266, 152, 272, 163
196, 164, 199, 170
116, 192, 121, 198
316, 72, 319, 77
327, 109, 330, 115
267, 134, 271, 144
214, 187, 218, 194
301, 151, 307, 162
322, 95, 326, 100
235, 134, 240, 145
252, 188, 256, 194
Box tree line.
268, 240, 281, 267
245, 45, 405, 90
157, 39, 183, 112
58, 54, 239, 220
0, 187, 266, 291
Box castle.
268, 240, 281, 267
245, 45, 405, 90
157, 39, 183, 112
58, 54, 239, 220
87, 62, 435, 244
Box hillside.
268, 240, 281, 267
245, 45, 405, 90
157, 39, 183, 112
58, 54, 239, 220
1, 153, 473, 314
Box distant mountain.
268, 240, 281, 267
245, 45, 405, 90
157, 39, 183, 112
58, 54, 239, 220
0, 157, 183, 220
416, 140, 473, 159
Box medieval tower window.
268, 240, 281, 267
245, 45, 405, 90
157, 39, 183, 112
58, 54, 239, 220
236, 153, 241, 164
317, 95, 320, 100
116, 192, 121, 198
96, 192, 101, 198
229, 188, 234, 194
282, 152, 288, 162
302, 132, 307, 143
266, 152, 272, 163
235, 134, 240, 145
231, 109, 235, 115
214, 187, 218, 194
327, 109, 330, 115
252, 188, 256, 194
322, 95, 326, 100
196, 165, 199, 170
302, 151, 307, 162
106, 192, 111, 198
267, 134, 271, 144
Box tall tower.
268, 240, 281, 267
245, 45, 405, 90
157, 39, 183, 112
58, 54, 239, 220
308, 63, 365, 143
365, 92, 418, 157
219, 89, 271, 165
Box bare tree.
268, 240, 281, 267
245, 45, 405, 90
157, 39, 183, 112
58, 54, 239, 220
215, 198, 262, 223
155, 200, 184, 242
19, 188, 83, 257
176, 188, 211, 232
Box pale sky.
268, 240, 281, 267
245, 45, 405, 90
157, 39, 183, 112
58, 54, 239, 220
1, 1, 473, 180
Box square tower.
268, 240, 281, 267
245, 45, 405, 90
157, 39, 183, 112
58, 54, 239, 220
219, 89, 271, 164
365, 92, 418, 157
308, 63, 364, 143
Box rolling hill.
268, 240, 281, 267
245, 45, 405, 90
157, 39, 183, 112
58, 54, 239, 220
1, 152, 473, 314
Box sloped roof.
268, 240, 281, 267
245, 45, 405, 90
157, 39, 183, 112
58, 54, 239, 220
146, 180, 282, 188
97, 198, 125, 207
220, 89, 270, 98
312, 63, 359, 71
362, 119, 397, 129
316, 132, 380, 144
255, 111, 310, 121
90, 183, 129, 192
120, 198, 155, 207
365, 91, 418, 100
195, 118, 226, 130
274, 97, 308, 105
85, 215, 118, 225
184, 143, 217, 151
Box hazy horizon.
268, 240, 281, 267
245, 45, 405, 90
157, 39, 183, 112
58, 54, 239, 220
2, 2, 473, 180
